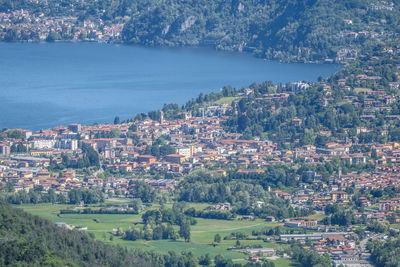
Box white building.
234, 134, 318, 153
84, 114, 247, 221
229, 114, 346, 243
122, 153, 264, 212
177, 145, 202, 159
291, 81, 310, 91
55, 139, 78, 150
32, 139, 56, 149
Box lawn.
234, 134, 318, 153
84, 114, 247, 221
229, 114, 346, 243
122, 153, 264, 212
354, 87, 372, 93
17, 203, 142, 232
215, 97, 242, 105
271, 258, 296, 267
16, 203, 292, 265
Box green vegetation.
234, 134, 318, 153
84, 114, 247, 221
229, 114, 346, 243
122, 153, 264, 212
0, 201, 147, 266
3, 1, 400, 267
3, 0, 400, 62
6, 201, 294, 266
1, 186, 104, 205
178, 172, 313, 220
49, 145, 100, 170
215, 97, 242, 105
17, 203, 290, 263
291, 244, 331, 267
369, 238, 400, 267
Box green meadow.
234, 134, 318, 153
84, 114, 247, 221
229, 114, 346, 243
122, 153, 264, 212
214, 96, 242, 105
16, 203, 294, 265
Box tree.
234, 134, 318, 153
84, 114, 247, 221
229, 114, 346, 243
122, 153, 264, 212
214, 255, 233, 267
179, 222, 191, 242
135, 181, 156, 203
5, 182, 15, 193
152, 226, 163, 240
198, 254, 211, 266
67, 188, 104, 204
82, 145, 100, 168
46, 31, 61, 42
235, 240, 241, 247
7, 130, 25, 139
56, 193, 67, 204
48, 189, 56, 204
214, 233, 221, 243
114, 116, 120, 124
130, 198, 143, 213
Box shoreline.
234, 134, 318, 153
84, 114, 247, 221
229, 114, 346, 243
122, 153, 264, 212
0, 39, 341, 65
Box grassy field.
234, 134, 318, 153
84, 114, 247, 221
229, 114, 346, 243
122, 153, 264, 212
354, 87, 372, 93
215, 96, 242, 105
16, 203, 294, 265
272, 258, 296, 267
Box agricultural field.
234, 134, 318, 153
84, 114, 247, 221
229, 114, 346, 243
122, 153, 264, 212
16, 203, 295, 265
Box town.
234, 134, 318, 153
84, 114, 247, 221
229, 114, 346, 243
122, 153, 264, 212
0, 8, 123, 42
2, 0, 400, 266
1, 68, 400, 265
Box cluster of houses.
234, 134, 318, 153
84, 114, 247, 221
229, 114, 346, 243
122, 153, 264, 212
275, 169, 400, 222
281, 232, 367, 266
0, 162, 177, 196
0, 9, 124, 42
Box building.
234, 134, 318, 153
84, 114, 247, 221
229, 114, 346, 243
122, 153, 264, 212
248, 254, 260, 262
68, 123, 82, 133
265, 216, 275, 222
0, 143, 10, 156
165, 154, 185, 164
32, 139, 56, 149
92, 139, 116, 151
177, 145, 200, 159
214, 203, 231, 210
292, 118, 303, 127
291, 81, 310, 91
330, 191, 349, 202
379, 198, 400, 211
55, 139, 78, 150
246, 248, 275, 257
137, 155, 156, 164
284, 220, 317, 228
148, 179, 176, 191
280, 232, 350, 241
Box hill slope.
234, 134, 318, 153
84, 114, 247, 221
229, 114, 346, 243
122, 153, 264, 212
1, 0, 399, 61
0, 201, 151, 266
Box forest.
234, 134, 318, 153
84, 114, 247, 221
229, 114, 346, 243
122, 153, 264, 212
369, 238, 400, 267
0, 200, 151, 266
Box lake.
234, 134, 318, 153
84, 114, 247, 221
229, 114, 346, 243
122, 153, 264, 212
0, 42, 340, 130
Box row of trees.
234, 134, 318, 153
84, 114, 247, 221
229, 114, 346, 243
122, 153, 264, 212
123, 222, 179, 241
1, 185, 104, 205
185, 207, 236, 220
124, 205, 194, 242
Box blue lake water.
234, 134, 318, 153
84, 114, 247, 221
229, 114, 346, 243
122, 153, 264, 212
0, 42, 340, 130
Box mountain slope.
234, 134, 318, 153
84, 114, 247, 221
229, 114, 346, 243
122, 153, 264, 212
1, 0, 399, 61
